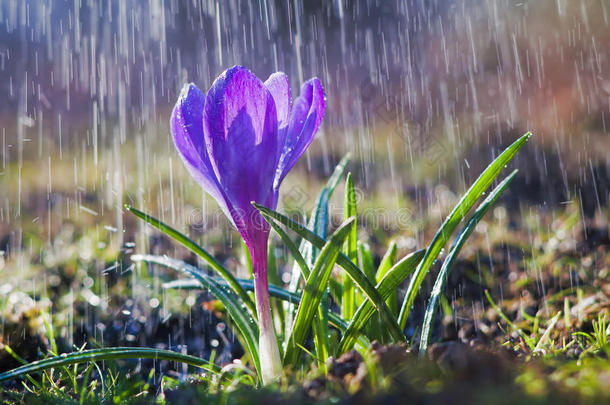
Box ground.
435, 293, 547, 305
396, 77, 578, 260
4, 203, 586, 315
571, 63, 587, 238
0, 142, 608, 403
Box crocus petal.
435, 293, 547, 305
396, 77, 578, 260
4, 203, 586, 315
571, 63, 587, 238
203, 66, 280, 239
264, 72, 291, 130
274, 77, 325, 188
171, 83, 234, 222
171, 68, 324, 385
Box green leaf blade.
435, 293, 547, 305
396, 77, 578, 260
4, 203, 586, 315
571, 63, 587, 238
285, 154, 350, 355
397, 132, 532, 330
337, 248, 425, 354
131, 254, 261, 378
0, 347, 219, 383
163, 274, 364, 342
254, 203, 407, 345
124, 205, 257, 320
377, 241, 399, 315
342, 172, 358, 320
283, 218, 355, 366
419, 171, 518, 354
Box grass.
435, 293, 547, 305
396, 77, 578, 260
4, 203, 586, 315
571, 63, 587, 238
0, 132, 609, 403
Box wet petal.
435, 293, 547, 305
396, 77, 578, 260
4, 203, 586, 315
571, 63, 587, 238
275, 77, 325, 187
264, 72, 291, 129
171, 83, 231, 218
203, 66, 279, 235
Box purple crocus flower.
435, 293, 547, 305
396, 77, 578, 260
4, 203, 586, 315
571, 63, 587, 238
171, 65, 325, 383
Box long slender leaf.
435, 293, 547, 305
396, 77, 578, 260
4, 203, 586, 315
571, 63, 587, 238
269, 209, 319, 353
284, 155, 350, 370
267, 244, 286, 338
328, 277, 343, 307
342, 172, 358, 320
0, 347, 218, 383
130, 254, 261, 378
284, 218, 355, 366
267, 218, 310, 280
242, 240, 254, 279
377, 241, 398, 315
124, 205, 257, 319
373, 241, 399, 342
357, 242, 378, 337
162, 276, 366, 342
254, 203, 407, 344
358, 242, 376, 283
288, 154, 350, 292
312, 299, 330, 372
419, 171, 517, 354
376, 241, 398, 283
322, 154, 352, 201
397, 132, 532, 329
309, 191, 330, 371
337, 249, 425, 354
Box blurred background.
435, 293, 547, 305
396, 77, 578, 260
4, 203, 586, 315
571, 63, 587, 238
0, 0, 608, 364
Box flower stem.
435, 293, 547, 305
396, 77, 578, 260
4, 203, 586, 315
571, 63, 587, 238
251, 244, 282, 385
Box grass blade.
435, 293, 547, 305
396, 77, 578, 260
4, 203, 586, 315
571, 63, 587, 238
376, 241, 398, 283
312, 300, 330, 371
534, 312, 562, 353
485, 290, 536, 350
162, 276, 366, 343
268, 218, 310, 279
130, 254, 261, 378
283, 155, 350, 370
308, 191, 330, 371
323, 154, 352, 198
124, 205, 256, 320
0, 347, 219, 383
267, 244, 286, 338
337, 249, 425, 354
288, 154, 350, 291
283, 218, 355, 366
372, 241, 399, 342
419, 171, 517, 354
358, 242, 376, 283
377, 241, 398, 315
397, 132, 532, 330
254, 203, 407, 344
342, 172, 358, 320
285, 154, 350, 359
357, 242, 378, 337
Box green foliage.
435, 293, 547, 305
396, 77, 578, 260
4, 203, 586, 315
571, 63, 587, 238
130, 254, 261, 377
297, 154, 350, 372
124, 205, 257, 319
1, 133, 536, 394
283, 218, 355, 366
342, 172, 358, 320
161, 276, 356, 336
0, 347, 218, 385
398, 132, 532, 329
419, 170, 518, 353
337, 249, 425, 354
254, 202, 407, 344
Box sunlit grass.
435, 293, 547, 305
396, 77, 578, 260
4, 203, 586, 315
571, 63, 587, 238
2, 132, 610, 403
